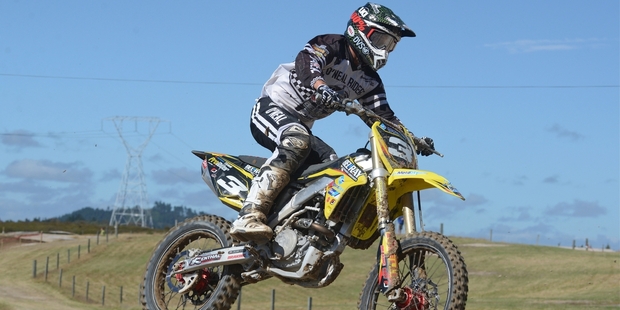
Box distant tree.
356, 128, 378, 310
149, 201, 203, 229
49, 202, 203, 229
59, 207, 110, 223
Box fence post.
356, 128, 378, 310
102, 285, 106, 305
72, 276, 76, 297
440, 223, 444, 235
120, 286, 123, 304
271, 289, 275, 310
45, 256, 49, 282
56, 252, 60, 270
88, 238, 91, 253
67, 249, 70, 264
308, 296, 312, 310
78, 245, 81, 259
59, 269, 63, 287
32, 260, 37, 278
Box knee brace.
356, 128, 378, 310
270, 124, 311, 173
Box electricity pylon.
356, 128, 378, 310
107, 116, 161, 228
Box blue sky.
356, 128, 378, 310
1, 1, 618, 250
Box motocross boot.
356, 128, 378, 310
231, 165, 290, 243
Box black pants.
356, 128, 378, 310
249, 97, 336, 174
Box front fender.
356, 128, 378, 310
388, 169, 465, 200
349, 168, 464, 242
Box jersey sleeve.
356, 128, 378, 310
293, 35, 342, 89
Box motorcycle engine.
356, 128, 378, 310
273, 228, 298, 258
271, 227, 310, 270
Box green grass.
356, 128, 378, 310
0, 233, 618, 309
454, 237, 620, 309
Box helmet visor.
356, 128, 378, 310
368, 29, 399, 52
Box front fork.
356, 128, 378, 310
369, 140, 411, 303
369, 133, 422, 303
401, 192, 417, 235
375, 180, 422, 304
373, 175, 401, 296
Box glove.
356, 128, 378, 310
317, 84, 341, 109
416, 137, 435, 156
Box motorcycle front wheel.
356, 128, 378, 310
358, 231, 468, 310
140, 215, 241, 310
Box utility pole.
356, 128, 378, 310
106, 116, 161, 228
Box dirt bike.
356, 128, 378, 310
140, 99, 469, 309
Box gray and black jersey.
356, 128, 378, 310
260, 34, 399, 129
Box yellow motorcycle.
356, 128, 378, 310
141, 100, 468, 309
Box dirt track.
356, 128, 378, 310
0, 282, 89, 310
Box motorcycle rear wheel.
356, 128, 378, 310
140, 215, 241, 310
358, 231, 468, 310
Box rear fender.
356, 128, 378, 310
194, 151, 257, 211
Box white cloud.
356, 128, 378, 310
544, 199, 607, 218
546, 124, 584, 141
498, 206, 535, 222
543, 175, 559, 184
0, 177, 97, 220
3, 159, 93, 183
151, 167, 197, 184
424, 190, 489, 220
0, 130, 42, 149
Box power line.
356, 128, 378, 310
1, 73, 617, 89
0, 131, 164, 140
0, 73, 262, 86
1, 126, 196, 176
389, 85, 619, 89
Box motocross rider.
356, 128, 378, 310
231, 2, 434, 243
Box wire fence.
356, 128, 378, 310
28, 232, 323, 309
40, 270, 127, 307
29, 232, 140, 308
35, 263, 321, 309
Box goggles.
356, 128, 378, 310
368, 29, 400, 52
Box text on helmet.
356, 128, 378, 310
351, 12, 367, 31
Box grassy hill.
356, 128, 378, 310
0, 231, 618, 310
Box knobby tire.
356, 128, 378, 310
358, 231, 468, 310
140, 215, 241, 310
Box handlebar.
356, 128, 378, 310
337, 99, 444, 158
